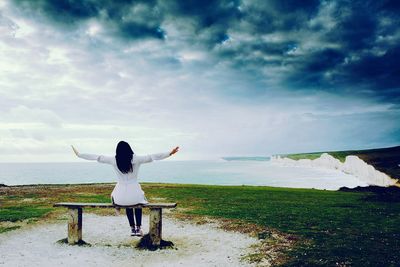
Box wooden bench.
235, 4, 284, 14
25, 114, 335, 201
53, 202, 177, 246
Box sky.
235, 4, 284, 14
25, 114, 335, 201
0, 0, 399, 162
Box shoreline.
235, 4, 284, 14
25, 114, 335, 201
0, 159, 368, 190
0, 181, 359, 191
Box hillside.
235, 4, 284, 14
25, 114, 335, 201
284, 146, 400, 180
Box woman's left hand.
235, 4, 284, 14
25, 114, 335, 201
170, 146, 179, 156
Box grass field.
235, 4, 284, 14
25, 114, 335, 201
1, 183, 399, 266
284, 145, 400, 180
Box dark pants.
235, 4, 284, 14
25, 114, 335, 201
126, 208, 142, 227
112, 197, 142, 227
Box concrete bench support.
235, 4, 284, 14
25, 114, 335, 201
149, 208, 162, 246
54, 202, 177, 247
68, 207, 82, 244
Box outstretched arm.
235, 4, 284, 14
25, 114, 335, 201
135, 146, 179, 164
71, 145, 114, 164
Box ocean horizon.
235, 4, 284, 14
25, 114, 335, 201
0, 159, 367, 190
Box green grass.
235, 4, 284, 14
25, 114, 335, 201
62, 194, 111, 203
1, 183, 399, 266
285, 152, 327, 161
0, 226, 21, 233
144, 184, 400, 266
285, 151, 356, 162
2, 193, 39, 200
0, 205, 52, 222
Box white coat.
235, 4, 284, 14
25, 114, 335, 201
77, 152, 170, 205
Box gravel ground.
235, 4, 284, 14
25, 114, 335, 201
0, 214, 258, 267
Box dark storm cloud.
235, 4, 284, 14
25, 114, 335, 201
240, 0, 320, 34
13, 0, 243, 44
13, 0, 165, 40
284, 48, 346, 89
160, 0, 241, 46
218, 0, 400, 102
164, 0, 241, 29
10, 0, 400, 102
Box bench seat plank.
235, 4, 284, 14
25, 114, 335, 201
53, 202, 177, 209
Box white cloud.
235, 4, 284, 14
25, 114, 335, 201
2, 105, 63, 127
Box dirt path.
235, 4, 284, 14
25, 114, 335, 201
0, 213, 258, 266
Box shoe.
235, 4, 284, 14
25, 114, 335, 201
130, 227, 137, 236
135, 226, 143, 237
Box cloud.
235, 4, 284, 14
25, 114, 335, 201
0, 0, 399, 162
217, 0, 400, 102
13, 0, 166, 40
0, 11, 18, 36
9, 0, 400, 103
3, 105, 63, 127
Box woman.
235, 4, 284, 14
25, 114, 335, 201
71, 141, 179, 236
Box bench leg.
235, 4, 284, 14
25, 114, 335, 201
149, 208, 162, 246
67, 207, 82, 245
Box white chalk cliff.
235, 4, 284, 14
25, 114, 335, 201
271, 153, 398, 187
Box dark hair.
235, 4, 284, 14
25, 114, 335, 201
115, 141, 134, 173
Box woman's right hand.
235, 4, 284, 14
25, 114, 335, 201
71, 145, 79, 157
169, 146, 179, 156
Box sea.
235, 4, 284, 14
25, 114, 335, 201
0, 158, 368, 190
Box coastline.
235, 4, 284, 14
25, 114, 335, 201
0, 159, 367, 190
0, 181, 364, 192
271, 153, 399, 187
